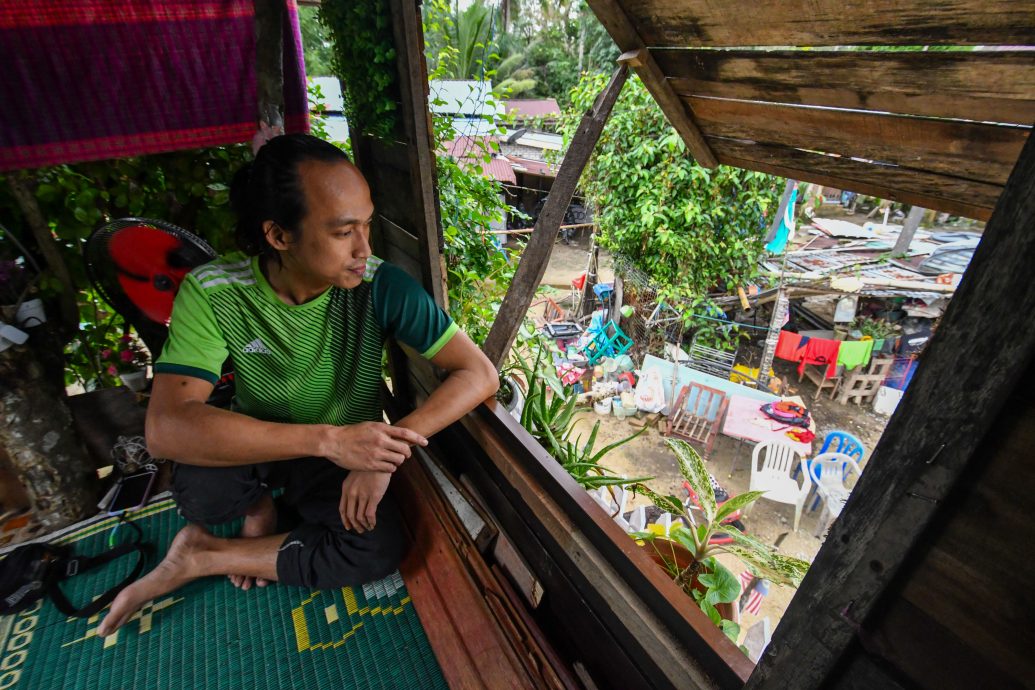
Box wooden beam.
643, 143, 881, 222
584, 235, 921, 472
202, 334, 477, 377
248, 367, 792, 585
892, 205, 925, 255
585, 0, 718, 168
708, 138, 998, 221
482, 65, 630, 368
387, 0, 448, 306
745, 126, 1035, 687
655, 49, 1035, 126
254, 0, 284, 130
690, 96, 1028, 187
620, 0, 1035, 48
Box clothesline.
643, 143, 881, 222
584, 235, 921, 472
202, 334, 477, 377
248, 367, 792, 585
687, 313, 771, 331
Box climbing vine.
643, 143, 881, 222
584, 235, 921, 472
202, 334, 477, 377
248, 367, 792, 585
562, 74, 781, 342
318, 0, 399, 141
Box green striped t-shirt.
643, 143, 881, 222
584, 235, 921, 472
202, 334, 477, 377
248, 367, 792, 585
154, 252, 457, 426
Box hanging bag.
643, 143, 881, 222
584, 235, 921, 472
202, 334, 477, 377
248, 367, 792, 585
759, 401, 811, 429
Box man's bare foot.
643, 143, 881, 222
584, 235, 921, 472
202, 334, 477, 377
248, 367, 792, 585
98, 524, 211, 637
230, 493, 277, 590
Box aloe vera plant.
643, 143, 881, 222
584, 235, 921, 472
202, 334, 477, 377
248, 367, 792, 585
513, 345, 650, 492
632, 439, 811, 642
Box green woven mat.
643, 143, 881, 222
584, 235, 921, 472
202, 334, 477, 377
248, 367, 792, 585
0, 499, 448, 690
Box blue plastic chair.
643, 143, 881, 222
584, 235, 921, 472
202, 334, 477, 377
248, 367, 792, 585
801, 431, 865, 510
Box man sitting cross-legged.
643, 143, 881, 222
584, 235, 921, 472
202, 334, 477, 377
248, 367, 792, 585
97, 134, 498, 636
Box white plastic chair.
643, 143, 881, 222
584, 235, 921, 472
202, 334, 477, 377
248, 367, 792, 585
745, 441, 812, 532
808, 452, 863, 536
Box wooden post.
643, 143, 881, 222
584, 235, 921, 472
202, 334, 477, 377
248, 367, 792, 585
388, 0, 448, 306
254, 0, 284, 132
482, 65, 629, 368
765, 179, 796, 246
893, 205, 926, 256
746, 126, 1035, 688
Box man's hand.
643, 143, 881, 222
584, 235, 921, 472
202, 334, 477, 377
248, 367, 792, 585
339, 471, 391, 533
321, 422, 426, 473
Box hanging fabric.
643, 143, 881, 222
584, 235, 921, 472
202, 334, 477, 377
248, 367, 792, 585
0, 0, 309, 171
798, 338, 841, 378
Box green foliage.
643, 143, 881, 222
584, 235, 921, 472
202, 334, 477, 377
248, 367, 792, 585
424, 0, 502, 80
633, 439, 811, 589
298, 5, 335, 77
424, 5, 522, 347
513, 342, 650, 492
0, 145, 251, 388
852, 316, 899, 339
318, 0, 398, 140
562, 74, 782, 346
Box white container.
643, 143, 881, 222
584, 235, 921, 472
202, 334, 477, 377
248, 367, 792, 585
873, 385, 904, 416
594, 398, 612, 416
120, 370, 148, 392
15, 298, 46, 327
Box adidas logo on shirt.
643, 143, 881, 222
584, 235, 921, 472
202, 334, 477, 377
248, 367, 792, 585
242, 338, 273, 355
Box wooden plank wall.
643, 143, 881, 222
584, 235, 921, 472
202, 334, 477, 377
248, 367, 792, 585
828, 363, 1035, 689
585, 0, 1035, 219
402, 354, 751, 689
349, 1, 445, 305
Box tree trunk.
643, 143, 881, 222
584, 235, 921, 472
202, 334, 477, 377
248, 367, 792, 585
0, 341, 97, 531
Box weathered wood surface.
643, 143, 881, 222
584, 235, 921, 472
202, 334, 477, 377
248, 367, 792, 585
881, 372, 1035, 687
709, 138, 998, 221
745, 116, 1035, 688
690, 96, 1028, 186
656, 49, 1035, 126
376, 215, 423, 280
463, 401, 753, 688
584, 0, 718, 167
620, 0, 1035, 48
388, 0, 447, 306
482, 65, 629, 369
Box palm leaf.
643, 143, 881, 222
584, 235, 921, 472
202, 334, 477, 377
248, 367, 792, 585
714, 490, 766, 523
666, 439, 715, 523
629, 482, 684, 516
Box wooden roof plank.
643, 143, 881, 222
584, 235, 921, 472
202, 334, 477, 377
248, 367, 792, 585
655, 49, 1035, 125
584, 0, 719, 167
745, 110, 1035, 690
689, 96, 1029, 186
709, 138, 998, 220
621, 0, 1035, 48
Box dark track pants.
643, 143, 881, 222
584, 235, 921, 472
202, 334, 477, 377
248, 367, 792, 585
171, 457, 408, 589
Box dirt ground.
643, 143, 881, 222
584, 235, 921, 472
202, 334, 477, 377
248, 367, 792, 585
536, 229, 895, 643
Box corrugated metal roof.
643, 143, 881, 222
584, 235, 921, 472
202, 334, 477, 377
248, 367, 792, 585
429, 80, 502, 118
504, 98, 561, 118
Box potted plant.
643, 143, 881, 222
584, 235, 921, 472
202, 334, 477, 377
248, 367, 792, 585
101, 332, 151, 391
631, 439, 810, 643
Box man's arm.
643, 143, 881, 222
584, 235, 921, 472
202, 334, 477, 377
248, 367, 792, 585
145, 374, 425, 472
339, 330, 498, 533
396, 329, 499, 437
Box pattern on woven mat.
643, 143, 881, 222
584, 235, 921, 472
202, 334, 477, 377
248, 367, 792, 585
0, 499, 447, 690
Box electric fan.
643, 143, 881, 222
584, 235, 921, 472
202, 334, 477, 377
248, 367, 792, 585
84, 218, 234, 404
85, 218, 216, 354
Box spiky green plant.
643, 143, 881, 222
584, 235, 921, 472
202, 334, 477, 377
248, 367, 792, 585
513, 343, 650, 493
